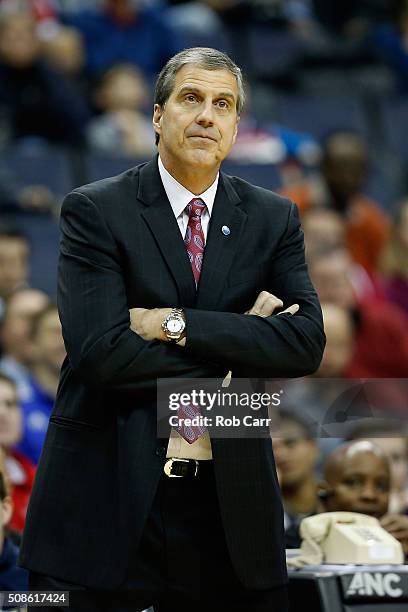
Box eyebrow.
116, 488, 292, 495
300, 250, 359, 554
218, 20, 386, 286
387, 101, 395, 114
177, 86, 236, 102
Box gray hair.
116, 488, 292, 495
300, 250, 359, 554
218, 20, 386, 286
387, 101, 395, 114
154, 48, 245, 139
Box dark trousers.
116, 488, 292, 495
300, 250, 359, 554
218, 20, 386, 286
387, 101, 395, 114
29, 462, 288, 611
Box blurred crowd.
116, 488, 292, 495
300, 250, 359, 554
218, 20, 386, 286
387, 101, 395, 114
0, 0, 408, 593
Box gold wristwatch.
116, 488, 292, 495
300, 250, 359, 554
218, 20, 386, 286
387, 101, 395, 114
161, 308, 186, 343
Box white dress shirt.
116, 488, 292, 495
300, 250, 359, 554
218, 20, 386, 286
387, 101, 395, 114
158, 156, 218, 241
158, 156, 219, 461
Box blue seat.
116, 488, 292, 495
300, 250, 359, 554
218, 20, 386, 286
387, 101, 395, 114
381, 97, 408, 160
275, 94, 368, 140
2, 145, 72, 195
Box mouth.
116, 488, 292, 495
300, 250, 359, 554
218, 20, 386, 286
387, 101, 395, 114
189, 135, 217, 142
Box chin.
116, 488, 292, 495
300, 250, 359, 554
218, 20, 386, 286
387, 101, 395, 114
188, 149, 219, 167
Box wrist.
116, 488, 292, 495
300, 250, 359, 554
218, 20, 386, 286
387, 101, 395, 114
161, 308, 186, 343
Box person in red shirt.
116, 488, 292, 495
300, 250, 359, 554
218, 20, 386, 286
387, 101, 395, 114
310, 247, 408, 378
0, 373, 35, 533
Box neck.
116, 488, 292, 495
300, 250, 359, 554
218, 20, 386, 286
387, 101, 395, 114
31, 364, 59, 397
159, 151, 219, 195
281, 476, 318, 515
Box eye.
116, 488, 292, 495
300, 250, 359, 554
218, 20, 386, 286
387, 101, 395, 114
185, 94, 198, 103
344, 477, 361, 488
216, 100, 230, 109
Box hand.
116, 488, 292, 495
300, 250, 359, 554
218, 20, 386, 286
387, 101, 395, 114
245, 291, 299, 317
129, 307, 172, 341
380, 514, 408, 555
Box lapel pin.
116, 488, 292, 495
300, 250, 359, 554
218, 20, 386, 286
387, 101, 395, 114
222, 225, 230, 236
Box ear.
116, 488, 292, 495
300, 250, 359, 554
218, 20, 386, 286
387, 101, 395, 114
1, 496, 13, 527
232, 115, 240, 146
153, 104, 163, 139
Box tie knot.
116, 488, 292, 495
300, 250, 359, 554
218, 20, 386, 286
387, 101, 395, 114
187, 198, 206, 219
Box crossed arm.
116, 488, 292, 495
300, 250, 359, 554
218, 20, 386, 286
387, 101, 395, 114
59, 190, 325, 390
129, 291, 300, 344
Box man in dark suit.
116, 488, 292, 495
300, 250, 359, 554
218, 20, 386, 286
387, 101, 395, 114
19, 48, 325, 611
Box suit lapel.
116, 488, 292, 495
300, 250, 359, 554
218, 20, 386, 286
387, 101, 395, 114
196, 174, 247, 310
137, 159, 246, 311
138, 158, 197, 308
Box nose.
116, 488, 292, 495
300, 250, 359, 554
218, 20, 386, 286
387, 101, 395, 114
359, 483, 378, 502
195, 99, 215, 127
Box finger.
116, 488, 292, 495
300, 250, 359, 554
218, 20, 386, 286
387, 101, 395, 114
248, 291, 283, 317
380, 515, 404, 528
277, 304, 299, 316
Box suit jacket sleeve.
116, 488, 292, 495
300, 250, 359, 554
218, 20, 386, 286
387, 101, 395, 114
58, 191, 224, 391
184, 202, 325, 378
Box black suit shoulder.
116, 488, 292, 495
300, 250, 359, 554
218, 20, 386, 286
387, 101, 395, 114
68, 163, 144, 211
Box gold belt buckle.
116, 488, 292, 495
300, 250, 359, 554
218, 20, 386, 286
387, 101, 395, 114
164, 458, 199, 477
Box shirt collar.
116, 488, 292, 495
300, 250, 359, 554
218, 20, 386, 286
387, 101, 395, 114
158, 156, 218, 219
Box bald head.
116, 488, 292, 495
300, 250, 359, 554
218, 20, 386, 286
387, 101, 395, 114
325, 441, 389, 481
320, 440, 390, 518
321, 132, 368, 208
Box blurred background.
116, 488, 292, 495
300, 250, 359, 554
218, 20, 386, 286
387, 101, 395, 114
1, 0, 408, 597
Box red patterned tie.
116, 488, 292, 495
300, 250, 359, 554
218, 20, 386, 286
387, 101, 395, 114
184, 198, 206, 285
174, 198, 208, 443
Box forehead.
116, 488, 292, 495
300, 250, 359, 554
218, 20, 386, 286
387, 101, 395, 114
341, 452, 389, 476
172, 65, 238, 98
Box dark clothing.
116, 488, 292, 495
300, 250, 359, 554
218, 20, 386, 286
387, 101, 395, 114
0, 536, 28, 591
0, 61, 89, 146
29, 463, 289, 611
63, 6, 181, 78
19, 158, 325, 594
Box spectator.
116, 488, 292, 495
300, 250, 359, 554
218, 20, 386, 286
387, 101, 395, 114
282, 131, 390, 274
0, 227, 30, 315
371, 0, 408, 93
15, 303, 65, 464
309, 247, 408, 377
379, 199, 408, 316
87, 64, 155, 157
272, 409, 320, 549
62, 0, 182, 79
316, 303, 355, 378
0, 169, 57, 215
319, 440, 408, 556
302, 208, 346, 260
0, 2, 89, 146
0, 373, 36, 533
40, 26, 85, 81
0, 466, 28, 592
0, 289, 50, 402
347, 419, 408, 514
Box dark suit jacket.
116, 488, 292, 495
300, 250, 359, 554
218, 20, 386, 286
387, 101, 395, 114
18, 157, 325, 590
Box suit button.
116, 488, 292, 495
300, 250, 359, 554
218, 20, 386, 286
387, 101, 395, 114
155, 446, 166, 458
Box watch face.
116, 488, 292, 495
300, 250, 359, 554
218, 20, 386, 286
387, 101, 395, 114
167, 319, 183, 333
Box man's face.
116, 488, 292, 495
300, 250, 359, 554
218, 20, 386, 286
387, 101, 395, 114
310, 251, 355, 309
317, 305, 354, 377
0, 381, 22, 450
325, 451, 390, 519
154, 65, 239, 172
0, 13, 39, 68
0, 290, 49, 364
0, 238, 29, 298
272, 420, 319, 488
32, 310, 66, 374
322, 135, 368, 203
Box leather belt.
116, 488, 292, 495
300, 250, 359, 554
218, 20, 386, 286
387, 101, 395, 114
164, 457, 203, 478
